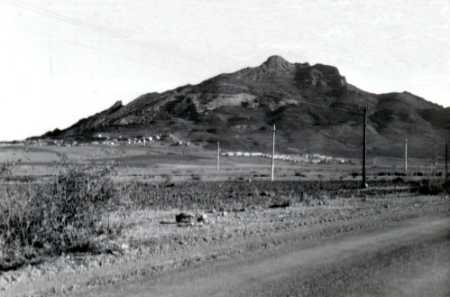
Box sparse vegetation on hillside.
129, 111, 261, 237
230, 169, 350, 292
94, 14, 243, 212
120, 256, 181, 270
38, 56, 450, 158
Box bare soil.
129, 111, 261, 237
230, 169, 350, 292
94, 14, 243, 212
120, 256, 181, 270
1, 191, 449, 297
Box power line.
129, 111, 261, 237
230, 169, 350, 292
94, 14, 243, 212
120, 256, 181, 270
3, 0, 136, 41
2, 0, 206, 65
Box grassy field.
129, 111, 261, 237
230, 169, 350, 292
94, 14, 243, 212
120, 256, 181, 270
0, 143, 446, 182
0, 143, 449, 272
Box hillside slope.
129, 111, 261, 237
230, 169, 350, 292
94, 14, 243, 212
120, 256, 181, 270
41, 55, 449, 157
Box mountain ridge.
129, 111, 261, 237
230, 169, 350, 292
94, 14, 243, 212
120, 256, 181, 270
38, 55, 450, 158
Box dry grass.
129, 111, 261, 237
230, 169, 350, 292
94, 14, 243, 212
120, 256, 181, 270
0, 163, 119, 271
116, 179, 409, 211
0, 153, 445, 272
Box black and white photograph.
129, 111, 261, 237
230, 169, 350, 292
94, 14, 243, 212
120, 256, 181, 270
1, 1, 449, 296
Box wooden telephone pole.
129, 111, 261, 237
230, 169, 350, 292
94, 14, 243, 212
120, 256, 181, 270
361, 105, 367, 188
217, 141, 221, 172
445, 141, 448, 181
404, 137, 408, 175
271, 124, 276, 182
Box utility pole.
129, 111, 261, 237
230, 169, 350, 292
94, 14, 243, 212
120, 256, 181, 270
445, 141, 448, 181
271, 124, 276, 182
217, 141, 221, 172
404, 137, 408, 175
361, 105, 367, 188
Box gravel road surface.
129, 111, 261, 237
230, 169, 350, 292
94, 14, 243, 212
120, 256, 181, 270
68, 216, 450, 297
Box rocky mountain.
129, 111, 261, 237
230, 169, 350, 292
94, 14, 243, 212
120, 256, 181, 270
41, 55, 450, 158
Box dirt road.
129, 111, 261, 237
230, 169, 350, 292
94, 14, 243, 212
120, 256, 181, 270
63, 216, 449, 297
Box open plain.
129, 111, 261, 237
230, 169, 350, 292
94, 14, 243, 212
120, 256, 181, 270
0, 143, 449, 297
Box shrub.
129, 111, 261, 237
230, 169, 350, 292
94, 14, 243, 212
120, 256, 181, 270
294, 172, 306, 177
443, 180, 450, 193
0, 164, 117, 270
190, 174, 202, 181
392, 177, 405, 184
160, 174, 172, 184
415, 179, 449, 195
268, 200, 291, 208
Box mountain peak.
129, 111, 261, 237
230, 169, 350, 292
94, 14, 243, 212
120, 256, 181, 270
262, 55, 291, 69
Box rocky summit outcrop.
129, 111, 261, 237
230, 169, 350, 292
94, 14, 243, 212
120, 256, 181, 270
40, 55, 450, 158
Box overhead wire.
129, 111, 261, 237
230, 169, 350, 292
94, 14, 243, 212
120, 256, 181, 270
1, 0, 206, 65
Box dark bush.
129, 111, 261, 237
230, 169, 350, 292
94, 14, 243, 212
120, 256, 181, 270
268, 200, 291, 208
392, 177, 405, 184
394, 172, 406, 177
190, 174, 202, 181
415, 179, 449, 195
294, 172, 306, 177
443, 180, 450, 193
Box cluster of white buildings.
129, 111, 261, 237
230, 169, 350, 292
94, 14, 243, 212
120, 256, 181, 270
28, 139, 70, 147
93, 133, 191, 147
25, 132, 195, 148
222, 151, 347, 164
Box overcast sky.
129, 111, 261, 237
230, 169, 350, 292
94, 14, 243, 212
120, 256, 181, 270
0, 0, 449, 141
